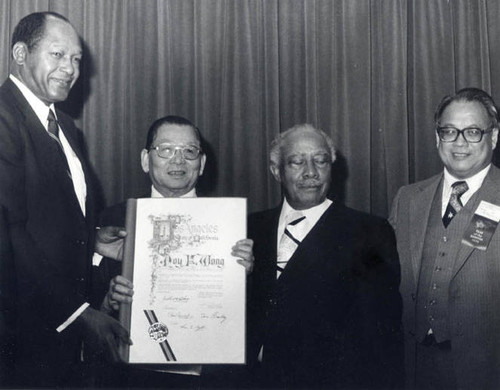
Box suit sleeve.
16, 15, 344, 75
0, 109, 88, 330
362, 219, 404, 388
389, 186, 402, 231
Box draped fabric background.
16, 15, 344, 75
1, 0, 499, 217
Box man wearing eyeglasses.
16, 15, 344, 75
93, 115, 253, 387
390, 88, 500, 389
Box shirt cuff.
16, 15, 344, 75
92, 252, 104, 266
56, 302, 90, 333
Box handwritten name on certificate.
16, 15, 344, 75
119, 198, 246, 364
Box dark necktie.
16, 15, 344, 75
442, 181, 469, 227
277, 213, 305, 277
47, 109, 60, 140
47, 109, 71, 178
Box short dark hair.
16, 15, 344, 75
145, 115, 202, 150
434, 87, 499, 129
11, 12, 71, 52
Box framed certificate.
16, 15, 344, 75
119, 198, 246, 364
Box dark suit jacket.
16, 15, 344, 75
0, 78, 97, 385
247, 203, 403, 389
390, 166, 500, 389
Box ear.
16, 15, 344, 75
199, 154, 207, 176
491, 128, 499, 150
12, 42, 28, 65
140, 149, 150, 173
435, 131, 440, 149
270, 161, 282, 183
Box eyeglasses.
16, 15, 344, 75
436, 125, 494, 143
149, 143, 202, 160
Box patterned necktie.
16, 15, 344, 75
442, 181, 469, 228
277, 213, 305, 278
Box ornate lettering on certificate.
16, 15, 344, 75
119, 198, 246, 364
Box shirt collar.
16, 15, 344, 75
9, 74, 56, 127
443, 164, 491, 194
151, 185, 197, 198
279, 197, 332, 228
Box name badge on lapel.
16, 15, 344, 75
462, 201, 500, 251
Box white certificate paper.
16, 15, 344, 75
119, 198, 246, 364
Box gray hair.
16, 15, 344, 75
269, 123, 336, 166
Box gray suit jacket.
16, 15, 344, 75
390, 165, 500, 389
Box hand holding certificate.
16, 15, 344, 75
119, 198, 246, 364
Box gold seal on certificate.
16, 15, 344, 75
119, 198, 246, 364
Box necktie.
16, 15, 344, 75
442, 181, 469, 227
277, 213, 305, 277
47, 109, 60, 140
47, 109, 72, 178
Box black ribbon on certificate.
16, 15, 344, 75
144, 310, 177, 361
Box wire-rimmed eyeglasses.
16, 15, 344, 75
436, 125, 494, 143
149, 143, 202, 160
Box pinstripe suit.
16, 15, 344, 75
390, 166, 500, 389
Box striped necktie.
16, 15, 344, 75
47, 109, 72, 178
442, 181, 469, 228
277, 213, 305, 278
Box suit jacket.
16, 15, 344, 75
247, 203, 403, 389
0, 79, 96, 385
390, 165, 500, 389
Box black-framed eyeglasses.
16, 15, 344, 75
436, 125, 494, 143
149, 143, 202, 160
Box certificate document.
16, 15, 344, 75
119, 197, 246, 364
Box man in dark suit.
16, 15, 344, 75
0, 12, 129, 387
390, 88, 500, 389
247, 124, 403, 389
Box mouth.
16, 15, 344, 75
451, 152, 470, 159
168, 170, 186, 177
51, 78, 72, 88
298, 182, 321, 190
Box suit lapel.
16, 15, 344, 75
452, 166, 500, 278
277, 204, 340, 286
409, 174, 442, 285
6, 80, 85, 220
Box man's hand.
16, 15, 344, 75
95, 226, 127, 261
77, 307, 131, 363
101, 275, 134, 314
232, 238, 254, 274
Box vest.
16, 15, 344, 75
415, 181, 480, 343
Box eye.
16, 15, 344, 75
464, 127, 481, 136
183, 146, 199, 159
440, 127, 457, 135
287, 157, 304, 167
158, 145, 173, 154
313, 155, 330, 167
51, 51, 63, 59
73, 57, 82, 64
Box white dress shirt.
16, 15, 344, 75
441, 164, 491, 216
277, 198, 333, 250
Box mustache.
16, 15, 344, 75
297, 180, 322, 187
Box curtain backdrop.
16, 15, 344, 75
1, 0, 499, 217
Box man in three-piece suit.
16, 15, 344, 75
0, 12, 128, 387
247, 124, 403, 388
390, 88, 500, 389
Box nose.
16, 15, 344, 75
303, 159, 319, 178
60, 56, 76, 76
170, 148, 185, 164
454, 131, 468, 146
